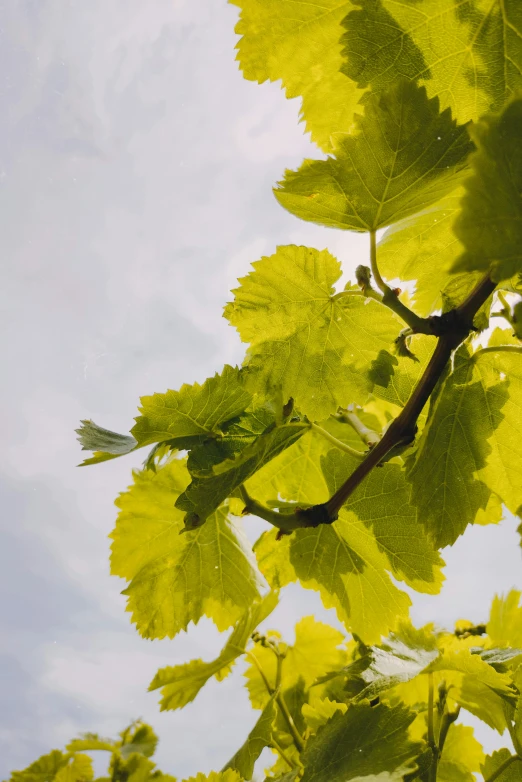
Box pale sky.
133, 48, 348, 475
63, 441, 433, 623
1, 1, 521, 779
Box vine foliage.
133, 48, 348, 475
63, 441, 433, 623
9, 1, 522, 780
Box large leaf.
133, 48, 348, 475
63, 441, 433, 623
274, 80, 472, 232
149, 593, 278, 710
222, 697, 276, 780
254, 445, 443, 642
110, 458, 263, 638
224, 245, 400, 420
230, 0, 361, 151
453, 97, 522, 281
300, 702, 421, 782
175, 421, 309, 524
341, 0, 522, 124
406, 346, 506, 548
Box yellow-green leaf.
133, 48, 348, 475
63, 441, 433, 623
230, 0, 361, 151
149, 593, 278, 710
224, 245, 400, 420
453, 97, 522, 281
110, 458, 263, 638
274, 81, 472, 232
222, 697, 276, 780
341, 0, 522, 125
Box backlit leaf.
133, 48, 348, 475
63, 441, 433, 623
481, 750, 522, 782
300, 702, 421, 782
274, 81, 472, 232
176, 421, 309, 524
230, 0, 362, 151
149, 593, 278, 710
341, 0, 522, 124
254, 445, 443, 641
406, 346, 505, 548
453, 98, 522, 281
110, 458, 263, 638
225, 245, 400, 420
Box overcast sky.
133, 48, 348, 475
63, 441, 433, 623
1, 1, 521, 779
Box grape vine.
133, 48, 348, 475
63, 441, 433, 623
7, 1, 522, 780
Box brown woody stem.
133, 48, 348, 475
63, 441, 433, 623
240, 275, 496, 532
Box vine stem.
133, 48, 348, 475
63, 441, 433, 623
269, 737, 297, 770
427, 674, 438, 782
338, 410, 381, 447
239, 274, 497, 532
246, 650, 305, 753
484, 754, 521, 782
310, 422, 366, 460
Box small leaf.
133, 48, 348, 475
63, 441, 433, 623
149, 593, 278, 710
182, 772, 242, 782
302, 698, 348, 733
76, 420, 138, 466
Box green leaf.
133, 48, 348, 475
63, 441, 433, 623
230, 0, 361, 151
132, 365, 252, 450
437, 724, 484, 782
186, 402, 274, 477
224, 245, 400, 420
406, 347, 506, 548
481, 750, 522, 782
54, 756, 93, 782
222, 697, 276, 780
453, 97, 522, 281
347, 626, 440, 702
110, 458, 263, 638
377, 187, 466, 317
300, 702, 421, 782
182, 772, 242, 782
302, 698, 348, 733
149, 592, 278, 710
176, 421, 309, 524
488, 591, 522, 648
425, 648, 516, 731
274, 81, 472, 232
245, 616, 346, 710
7, 752, 70, 782
120, 725, 158, 760
473, 348, 522, 517
341, 0, 522, 125
255, 445, 442, 641
77, 367, 253, 467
